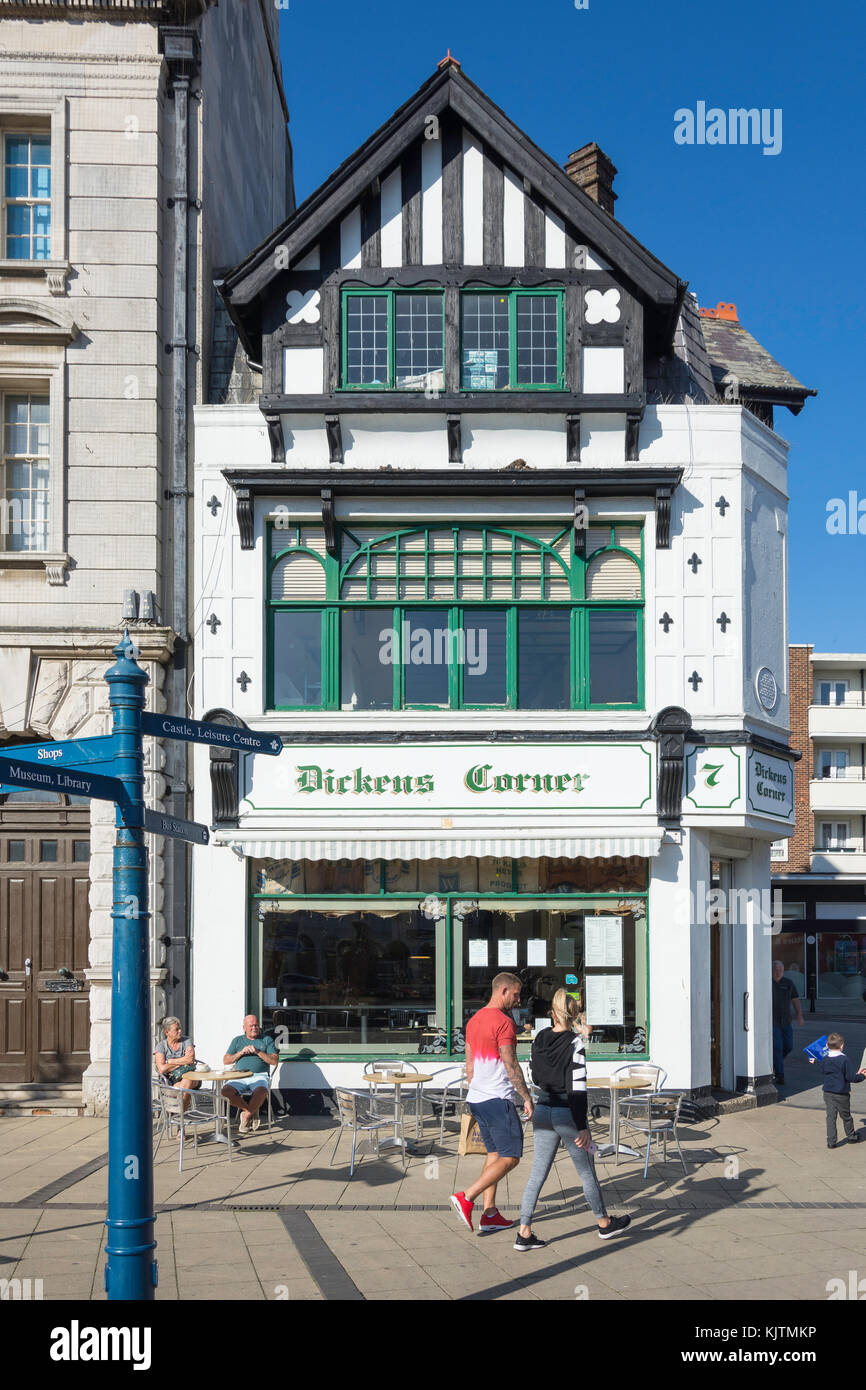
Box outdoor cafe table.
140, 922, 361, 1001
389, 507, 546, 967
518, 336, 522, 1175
189, 1069, 251, 1157
587, 1077, 652, 1159
364, 1072, 434, 1154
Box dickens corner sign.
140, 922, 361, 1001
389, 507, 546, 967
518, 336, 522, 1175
747, 751, 794, 819
243, 742, 654, 814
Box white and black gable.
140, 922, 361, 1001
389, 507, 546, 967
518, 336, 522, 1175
219, 60, 688, 434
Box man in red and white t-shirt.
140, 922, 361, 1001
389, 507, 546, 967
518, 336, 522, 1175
451, 972, 533, 1235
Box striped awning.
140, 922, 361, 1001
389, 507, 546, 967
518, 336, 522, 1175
220, 832, 665, 861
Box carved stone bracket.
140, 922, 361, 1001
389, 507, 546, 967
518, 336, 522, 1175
655, 485, 673, 549
650, 705, 692, 822
235, 486, 254, 550
321, 488, 337, 556
264, 411, 285, 463
44, 559, 69, 586
566, 413, 581, 464
325, 415, 343, 464
447, 413, 462, 464
205, 707, 246, 825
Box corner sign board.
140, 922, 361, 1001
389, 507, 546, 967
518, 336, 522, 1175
141, 712, 281, 756
683, 748, 742, 810
746, 750, 794, 820
0, 754, 140, 823
143, 808, 209, 845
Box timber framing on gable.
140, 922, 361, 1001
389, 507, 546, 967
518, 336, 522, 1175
219, 64, 687, 375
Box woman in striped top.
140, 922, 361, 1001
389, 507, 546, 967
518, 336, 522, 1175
514, 990, 631, 1252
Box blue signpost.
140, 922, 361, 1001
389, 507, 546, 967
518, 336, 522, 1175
103, 633, 154, 1300
0, 632, 279, 1298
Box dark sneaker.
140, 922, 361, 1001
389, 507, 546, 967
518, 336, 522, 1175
828, 1141, 838, 1150
450, 1191, 474, 1232
513, 1232, 546, 1252
848, 1134, 861, 1144
479, 1209, 516, 1236
598, 1214, 632, 1240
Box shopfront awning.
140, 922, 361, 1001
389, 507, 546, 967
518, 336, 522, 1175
220, 832, 665, 861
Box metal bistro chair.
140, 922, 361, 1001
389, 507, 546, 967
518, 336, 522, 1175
329, 1088, 405, 1178
363, 1059, 422, 1138
611, 1063, 667, 1162
153, 1075, 228, 1172
422, 1065, 468, 1146
621, 1090, 688, 1180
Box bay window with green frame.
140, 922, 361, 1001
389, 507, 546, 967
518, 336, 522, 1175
267, 519, 644, 711
339, 286, 565, 391
249, 855, 649, 1061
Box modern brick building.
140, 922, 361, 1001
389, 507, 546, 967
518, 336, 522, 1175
772, 645, 866, 1010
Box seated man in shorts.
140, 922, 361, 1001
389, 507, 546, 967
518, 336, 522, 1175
222, 1014, 278, 1133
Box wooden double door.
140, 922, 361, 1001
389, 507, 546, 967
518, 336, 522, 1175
0, 815, 91, 1084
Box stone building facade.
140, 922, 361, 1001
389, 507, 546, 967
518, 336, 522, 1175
0, 0, 293, 1109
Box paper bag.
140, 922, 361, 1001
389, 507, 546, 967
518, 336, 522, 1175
458, 1106, 487, 1156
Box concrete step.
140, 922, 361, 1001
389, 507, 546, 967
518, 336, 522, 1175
0, 1085, 84, 1116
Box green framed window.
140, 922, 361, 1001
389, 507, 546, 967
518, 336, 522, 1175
267, 520, 644, 712
461, 289, 565, 390
341, 289, 444, 389
249, 855, 650, 1062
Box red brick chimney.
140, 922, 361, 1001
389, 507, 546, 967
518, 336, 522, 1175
564, 143, 618, 216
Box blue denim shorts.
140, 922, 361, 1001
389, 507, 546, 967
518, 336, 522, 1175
226, 1074, 269, 1096
469, 1098, 524, 1158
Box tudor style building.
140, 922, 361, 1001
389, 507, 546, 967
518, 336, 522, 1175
192, 59, 814, 1101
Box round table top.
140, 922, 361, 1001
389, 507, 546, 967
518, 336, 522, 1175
364, 1073, 434, 1086
587, 1077, 652, 1090
194, 1069, 253, 1083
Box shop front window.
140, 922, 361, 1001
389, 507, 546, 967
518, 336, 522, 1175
457, 898, 647, 1058
252, 858, 649, 1057
259, 904, 439, 1047
817, 932, 866, 1000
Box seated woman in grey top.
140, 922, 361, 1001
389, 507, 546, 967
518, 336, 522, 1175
154, 1017, 201, 1114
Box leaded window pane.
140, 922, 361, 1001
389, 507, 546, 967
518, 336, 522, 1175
394, 294, 444, 388
461, 293, 510, 389
345, 295, 388, 385
515, 295, 559, 385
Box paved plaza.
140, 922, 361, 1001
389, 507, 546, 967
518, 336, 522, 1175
2, 1021, 866, 1304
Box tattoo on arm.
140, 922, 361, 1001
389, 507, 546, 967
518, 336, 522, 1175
500, 1044, 530, 1103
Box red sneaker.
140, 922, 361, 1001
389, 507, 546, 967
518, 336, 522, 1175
479, 1209, 516, 1236
450, 1191, 474, 1232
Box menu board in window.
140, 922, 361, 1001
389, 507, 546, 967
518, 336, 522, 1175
585, 974, 624, 1026
584, 916, 623, 968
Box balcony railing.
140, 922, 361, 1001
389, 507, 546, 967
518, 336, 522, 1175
813, 692, 866, 708
813, 769, 866, 781
811, 844, 860, 854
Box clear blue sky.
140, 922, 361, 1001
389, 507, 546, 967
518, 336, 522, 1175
278, 0, 866, 650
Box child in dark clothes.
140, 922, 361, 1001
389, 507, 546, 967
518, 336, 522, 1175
810, 1031, 864, 1148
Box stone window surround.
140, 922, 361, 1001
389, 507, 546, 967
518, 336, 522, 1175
0, 362, 69, 583
0, 99, 69, 293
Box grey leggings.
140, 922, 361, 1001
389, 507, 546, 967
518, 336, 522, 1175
519, 1101, 608, 1225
